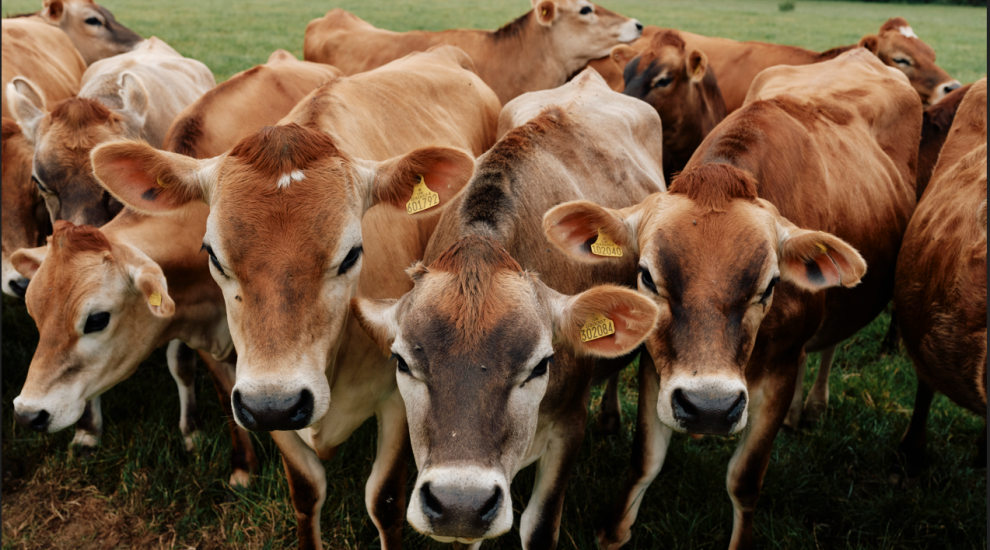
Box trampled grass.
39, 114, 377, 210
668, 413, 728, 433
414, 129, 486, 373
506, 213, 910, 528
1, 1, 986, 549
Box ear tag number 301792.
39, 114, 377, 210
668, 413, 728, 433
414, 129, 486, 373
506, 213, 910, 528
590, 229, 622, 257
580, 313, 615, 343
406, 175, 440, 214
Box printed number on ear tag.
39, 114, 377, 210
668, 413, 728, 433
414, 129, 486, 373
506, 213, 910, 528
149, 292, 162, 307
590, 229, 622, 257
406, 175, 440, 215
580, 313, 615, 343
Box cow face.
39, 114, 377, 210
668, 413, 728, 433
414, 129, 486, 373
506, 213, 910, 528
534, 0, 642, 68
91, 123, 475, 432
612, 30, 726, 176
10, 221, 174, 433
353, 236, 657, 543
2, 118, 48, 298
544, 164, 866, 435
859, 17, 960, 107
41, 0, 142, 65
7, 77, 144, 228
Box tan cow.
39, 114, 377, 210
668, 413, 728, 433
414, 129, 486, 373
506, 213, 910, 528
916, 83, 972, 200
544, 49, 919, 549
10, 209, 257, 486
37, 0, 143, 65
609, 29, 726, 180
303, 0, 642, 104
90, 46, 500, 550
7, 37, 215, 228
1, 17, 86, 120
2, 118, 49, 298
892, 77, 986, 482
353, 68, 663, 549
164, 50, 342, 159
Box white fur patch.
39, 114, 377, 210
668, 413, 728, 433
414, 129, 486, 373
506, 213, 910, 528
276, 170, 305, 189
898, 26, 918, 39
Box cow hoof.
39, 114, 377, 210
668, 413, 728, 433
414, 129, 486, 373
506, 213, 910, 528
596, 411, 621, 437
229, 469, 251, 489
183, 430, 204, 452
72, 444, 98, 460
803, 401, 827, 424
782, 407, 802, 432
597, 528, 631, 550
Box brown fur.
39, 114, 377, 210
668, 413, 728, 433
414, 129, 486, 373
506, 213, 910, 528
917, 83, 972, 199
2, 17, 87, 119
669, 162, 758, 214
50, 220, 112, 255
49, 97, 118, 130
228, 124, 339, 183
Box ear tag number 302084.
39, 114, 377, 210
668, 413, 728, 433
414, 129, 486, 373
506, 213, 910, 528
406, 175, 440, 214
580, 313, 615, 343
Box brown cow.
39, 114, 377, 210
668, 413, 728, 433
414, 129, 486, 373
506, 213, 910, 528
544, 49, 919, 549
7, 37, 215, 228
90, 46, 500, 549
353, 68, 663, 549
303, 0, 642, 104
1, 17, 86, 120
2, 118, 49, 298
164, 50, 342, 159
892, 77, 987, 482
37, 0, 143, 65
610, 29, 726, 180
917, 83, 972, 200
11, 210, 258, 486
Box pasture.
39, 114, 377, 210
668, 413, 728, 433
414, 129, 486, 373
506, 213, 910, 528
1, 0, 986, 549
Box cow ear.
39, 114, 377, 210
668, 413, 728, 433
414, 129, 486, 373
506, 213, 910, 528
91, 140, 221, 213
351, 297, 400, 353
778, 227, 867, 291
129, 262, 175, 317
534, 0, 557, 26
115, 73, 149, 138
6, 78, 47, 143
366, 146, 474, 217
553, 284, 658, 358
543, 200, 641, 262
42, 0, 65, 23
687, 49, 708, 82
858, 35, 879, 55
11, 246, 49, 280
610, 45, 637, 72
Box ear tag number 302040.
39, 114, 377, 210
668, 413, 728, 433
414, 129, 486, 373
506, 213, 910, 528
406, 175, 440, 214
580, 313, 615, 343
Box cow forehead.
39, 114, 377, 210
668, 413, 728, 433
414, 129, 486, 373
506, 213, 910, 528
881, 31, 936, 62
28, 250, 120, 329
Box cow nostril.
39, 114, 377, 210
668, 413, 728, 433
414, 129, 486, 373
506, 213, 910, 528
289, 390, 313, 424
479, 486, 502, 523
726, 392, 747, 424
635, 21, 644, 32
672, 388, 699, 420
944, 82, 961, 93
30, 410, 50, 432
9, 278, 28, 298
421, 482, 444, 519
232, 390, 258, 430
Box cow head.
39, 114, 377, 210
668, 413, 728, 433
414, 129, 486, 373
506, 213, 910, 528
858, 17, 960, 107
10, 221, 174, 433
90, 123, 474, 432
6, 76, 145, 227
528, 0, 642, 73
544, 164, 866, 435
2, 118, 48, 298
353, 235, 657, 543
612, 30, 727, 177
41, 0, 142, 65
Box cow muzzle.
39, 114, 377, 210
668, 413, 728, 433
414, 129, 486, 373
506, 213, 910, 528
930, 79, 962, 105
12, 395, 84, 433
407, 467, 512, 542
232, 387, 314, 431
658, 376, 749, 435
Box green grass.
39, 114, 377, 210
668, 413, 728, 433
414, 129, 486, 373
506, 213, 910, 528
2, 1, 986, 549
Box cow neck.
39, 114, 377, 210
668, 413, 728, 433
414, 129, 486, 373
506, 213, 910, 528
479, 14, 573, 102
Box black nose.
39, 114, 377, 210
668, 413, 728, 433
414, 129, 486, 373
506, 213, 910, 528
420, 481, 502, 538
8, 277, 28, 298
232, 388, 313, 431
943, 81, 961, 93
672, 388, 746, 435
15, 409, 50, 432
635, 21, 644, 32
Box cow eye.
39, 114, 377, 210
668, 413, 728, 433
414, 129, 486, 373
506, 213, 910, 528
638, 266, 658, 294
391, 353, 411, 375
84, 311, 110, 334
579, 6, 593, 15
32, 175, 48, 193
525, 356, 552, 383
758, 276, 780, 306
201, 243, 227, 278
84, 17, 102, 26
338, 246, 363, 275
893, 57, 911, 66
654, 76, 673, 88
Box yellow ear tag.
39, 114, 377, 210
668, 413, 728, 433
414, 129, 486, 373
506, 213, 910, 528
149, 291, 162, 307
816, 243, 828, 253
590, 229, 623, 257
542, 8, 548, 17
580, 312, 615, 343
406, 175, 440, 215
156, 176, 169, 188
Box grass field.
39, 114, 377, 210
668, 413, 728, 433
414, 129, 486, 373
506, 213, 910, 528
1, 0, 987, 549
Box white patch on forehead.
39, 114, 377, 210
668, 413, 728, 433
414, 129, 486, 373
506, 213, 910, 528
276, 169, 305, 189
898, 26, 918, 39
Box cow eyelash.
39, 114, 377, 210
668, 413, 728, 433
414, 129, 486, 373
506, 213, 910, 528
638, 266, 658, 294
390, 353, 411, 375
32, 175, 48, 193
201, 243, 227, 278
338, 246, 363, 275
524, 356, 552, 385
758, 276, 780, 306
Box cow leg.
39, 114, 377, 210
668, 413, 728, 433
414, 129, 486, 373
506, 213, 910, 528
167, 340, 202, 451
365, 393, 409, 550
519, 400, 588, 550
880, 305, 899, 356
782, 353, 808, 430
597, 373, 622, 436
726, 358, 797, 550
599, 355, 672, 550
272, 430, 327, 550
891, 379, 935, 485
71, 397, 103, 457
198, 351, 258, 488
803, 344, 837, 424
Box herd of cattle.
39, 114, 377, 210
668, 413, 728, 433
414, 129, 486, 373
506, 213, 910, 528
2, 0, 985, 548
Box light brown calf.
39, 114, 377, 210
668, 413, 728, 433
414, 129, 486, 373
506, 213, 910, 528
544, 49, 919, 549
38, 0, 143, 65
893, 77, 987, 481
7, 37, 214, 228
164, 50, 342, 159
354, 69, 664, 549
2, 119, 50, 298
303, 0, 641, 104
90, 46, 500, 550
